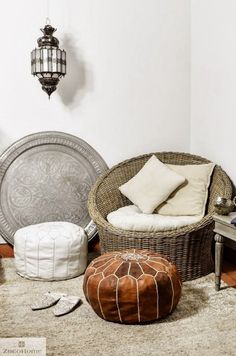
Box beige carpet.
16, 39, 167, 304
1, 258, 236, 356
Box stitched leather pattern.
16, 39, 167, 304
83, 249, 182, 324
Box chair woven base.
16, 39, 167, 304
97, 221, 214, 282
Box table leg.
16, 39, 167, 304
214, 234, 224, 291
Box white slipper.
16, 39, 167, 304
31, 292, 67, 310
53, 295, 81, 317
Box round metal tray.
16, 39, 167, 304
0, 131, 108, 245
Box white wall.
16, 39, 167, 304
0, 0, 190, 243
0, 0, 190, 166
191, 0, 236, 184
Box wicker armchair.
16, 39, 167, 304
88, 152, 233, 281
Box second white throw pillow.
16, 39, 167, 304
156, 163, 215, 216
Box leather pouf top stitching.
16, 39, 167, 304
83, 249, 182, 324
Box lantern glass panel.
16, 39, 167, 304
31, 51, 35, 74
52, 49, 57, 72
48, 49, 52, 72
42, 49, 48, 72
57, 49, 62, 72
35, 50, 41, 72
62, 51, 66, 74
40, 49, 43, 72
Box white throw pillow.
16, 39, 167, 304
156, 163, 215, 216
119, 155, 186, 214
107, 205, 202, 232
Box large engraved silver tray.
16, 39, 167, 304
0, 131, 108, 245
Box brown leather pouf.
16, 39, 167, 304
83, 249, 182, 324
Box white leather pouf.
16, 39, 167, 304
14, 221, 88, 281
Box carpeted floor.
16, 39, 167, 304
0, 258, 236, 356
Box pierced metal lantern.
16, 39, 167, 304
31, 24, 66, 98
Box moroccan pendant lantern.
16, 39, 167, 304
31, 24, 66, 99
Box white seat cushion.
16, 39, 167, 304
14, 221, 88, 281
107, 205, 202, 232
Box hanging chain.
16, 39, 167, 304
46, 0, 51, 25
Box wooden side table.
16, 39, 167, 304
213, 213, 236, 291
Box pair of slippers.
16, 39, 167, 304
31, 292, 81, 317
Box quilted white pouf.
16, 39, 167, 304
14, 222, 88, 281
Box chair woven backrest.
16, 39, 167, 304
94, 152, 232, 219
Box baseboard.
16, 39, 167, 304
224, 246, 236, 265
0, 243, 14, 258
1, 237, 233, 264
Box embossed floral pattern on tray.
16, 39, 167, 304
0, 132, 108, 244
